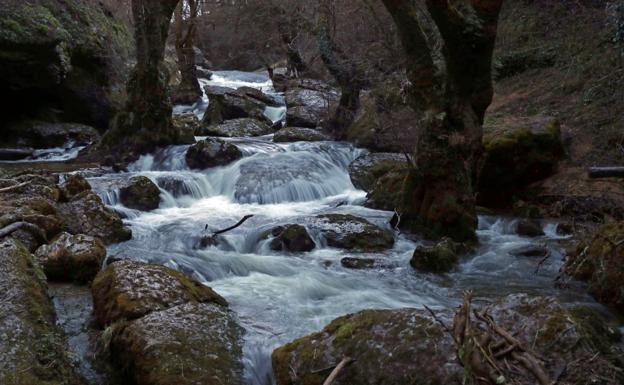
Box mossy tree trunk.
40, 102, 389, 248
317, 0, 362, 137
173, 0, 202, 104
101, 0, 182, 156
381, 0, 503, 242
276, 7, 307, 78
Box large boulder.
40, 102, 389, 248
60, 173, 92, 200
410, 238, 463, 273
272, 294, 624, 385
0, 0, 132, 131
201, 85, 273, 126
92, 259, 227, 326
200, 118, 273, 137
58, 191, 132, 244
273, 127, 330, 143
309, 214, 394, 252
269, 224, 316, 252
35, 232, 106, 283
284, 83, 339, 128
185, 138, 243, 169
479, 118, 564, 207
119, 176, 161, 211
348, 152, 405, 192
364, 168, 406, 211
109, 302, 244, 385
565, 221, 624, 312
0, 238, 84, 385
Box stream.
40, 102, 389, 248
6, 70, 607, 385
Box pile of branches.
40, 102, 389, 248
433, 292, 553, 385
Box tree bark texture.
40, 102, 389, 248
173, 0, 202, 105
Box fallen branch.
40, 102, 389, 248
211, 215, 254, 236
0, 221, 46, 243
0, 181, 31, 193
588, 167, 624, 178
322, 356, 353, 385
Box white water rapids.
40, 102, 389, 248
85, 70, 600, 385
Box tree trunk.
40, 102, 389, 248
100, 0, 182, 156
276, 8, 307, 77
173, 0, 202, 105
317, 0, 362, 137
382, 0, 503, 242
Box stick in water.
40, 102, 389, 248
322, 356, 353, 385
211, 215, 254, 236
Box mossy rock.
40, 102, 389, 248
200, 118, 273, 137
309, 214, 394, 252
92, 259, 227, 326
565, 221, 624, 312
273, 127, 330, 143
479, 119, 564, 208
410, 238, 461, 273
110, 302, 244, 385
269, 224, 316, 252
119, 176, 161, 211
185, 138, 243, 170
0, 238, 84, 385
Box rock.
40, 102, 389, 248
172, 113, 201, 139
200, 118, 273, 137
110, 302, 244, 385
310, 214, 394, 252
35, 232, 106, 283
273, 127, 330, 142
348, 152, 405, 192
272, 294, 624, 385
365, 168, 406, 211
516, 219, 545, 237
196, 66, 213, 79
236, 86, 281, 107
58, 191, 132, 244
479, 118, 564, 207
4, 121, 101, 149
0, 238, 84, 385
410, 238, 461, 273
556, 222, 574, 235
201, 85, 271, 125
185, 138, 243, 169
284, 84, 339, 128
509, 244, 549, 257
119, 176, 161, 211
269, 224, 316, 252
0, 147, 33, 160
565, 221, 624, 312
340, 257, 376, 269
61, 173, 92, 200
155, 176, 193, 198
92, 259, 227, 325
0, 1, 132, 130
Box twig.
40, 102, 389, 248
210, 215, 254, 236
0, 181, 31, 193
0, 221, 46, 243
534, 252, 552, 274
322, 356, 353, 385
424, 305, 453, 336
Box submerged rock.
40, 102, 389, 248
0, 238, 84, 385
565, 221, 624, 312
110, 302, 244, 385
310, 214, 394, 252
59, 191, 132, 244
269, 224, 316, 252
340, 257, 376, 269
185, 138, 243, 169
92, 259, 227, 325
35, 232, 106, 283
510, 244, 549, 257
273, 127, 330, 142
119, 176, 161, 211
410, 238, 462, 273
200, 118, 273, 137
516, 218, 545, 237
272, 294, 624, 385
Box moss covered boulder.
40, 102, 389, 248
201, 85, 270, 126
58, 191, 131, 244
119, 176, 161, 211
0, 0, 132, 130
273, 127, 330, 143
309, 214, 394, 252
478, 118, 564, 207
272, 294, 624, 385
200, 118, 273, 137
565, 221, 624, 312
269, 224, 316, 252
35, 232, 106, 283
410, 238, 463, 273
348, 152, 405, 192
109, 302, 244, 385
92, 259, 227, 326
60, 173, 92, 201
0, 238, 84, 385
185, 138, 243, 170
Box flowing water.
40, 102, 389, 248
75, 71, 603, 384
